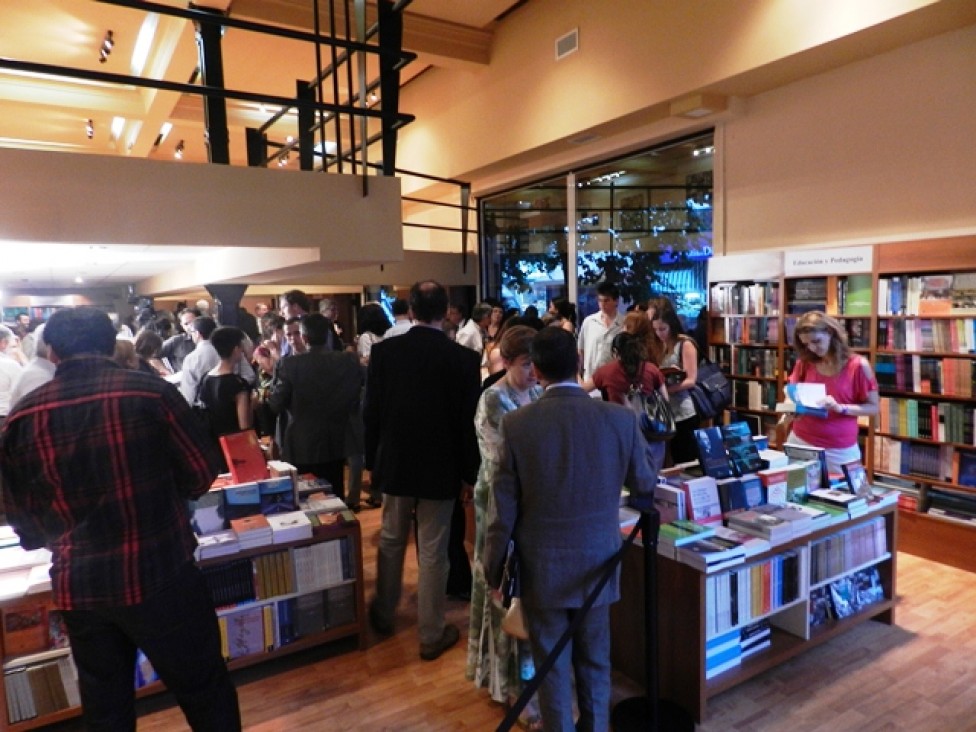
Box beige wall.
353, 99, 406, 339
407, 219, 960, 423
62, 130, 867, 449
722, 23, 976, 252
398, 0, 944, 184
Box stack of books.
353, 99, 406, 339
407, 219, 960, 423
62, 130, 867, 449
808, 488, 868, 517
676, 536, 747, 573
739, 619, 771, 660
705, 627, 741, 679
726, 508, 793, 545
657, 520, 715, 559
713, 525, 770, 558
267, 511, 313, 544
230, 514, 273, 549
195, 530, 240, 560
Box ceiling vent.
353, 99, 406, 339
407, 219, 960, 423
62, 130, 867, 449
555, 28, 579, 60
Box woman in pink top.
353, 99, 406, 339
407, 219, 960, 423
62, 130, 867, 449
787, 311, 879, 473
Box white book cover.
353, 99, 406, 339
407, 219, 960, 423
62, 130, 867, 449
267, 511, 313, 544
683, 476, 722, 525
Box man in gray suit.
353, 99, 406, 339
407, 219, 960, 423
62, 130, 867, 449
484, 327, 656, 731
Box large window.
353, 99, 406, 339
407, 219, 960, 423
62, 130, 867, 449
480, 131, 713, 324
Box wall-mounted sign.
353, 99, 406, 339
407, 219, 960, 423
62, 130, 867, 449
784, 246, 873, 276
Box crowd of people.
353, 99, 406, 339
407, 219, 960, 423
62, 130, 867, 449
0, 282, 733, 731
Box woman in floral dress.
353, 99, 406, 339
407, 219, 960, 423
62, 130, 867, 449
466, 325, 543, 730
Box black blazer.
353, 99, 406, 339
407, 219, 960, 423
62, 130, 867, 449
364, 325, 480, 500
269, 346, 364, 464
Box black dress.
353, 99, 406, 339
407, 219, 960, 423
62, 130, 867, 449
199, 373, 251, 437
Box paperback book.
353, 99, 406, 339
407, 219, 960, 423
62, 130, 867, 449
694, 427, 734, 480
783, 443, 830, 488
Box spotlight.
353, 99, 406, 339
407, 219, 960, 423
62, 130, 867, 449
174, 139, 185, 159
369, 91, 378, 103
85, 119, 94, 139
99, 30, 115, 64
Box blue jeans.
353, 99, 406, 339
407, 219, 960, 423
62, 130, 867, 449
61, 562, 241, 732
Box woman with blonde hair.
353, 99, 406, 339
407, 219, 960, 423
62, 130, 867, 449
786, 311, 879, 473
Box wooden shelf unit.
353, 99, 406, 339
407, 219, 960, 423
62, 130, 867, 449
870, 236, 976, 572
0, 519, 365, 731
708, 237, 976, 571
610, 505, 897, 722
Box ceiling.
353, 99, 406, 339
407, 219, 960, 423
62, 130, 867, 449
0, 0, 520, 292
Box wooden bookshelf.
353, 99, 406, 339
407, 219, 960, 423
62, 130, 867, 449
610, 505, 897, 722
0, 519, 366, 730
871, 236, 976, 571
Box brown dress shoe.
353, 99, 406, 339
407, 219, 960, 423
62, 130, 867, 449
419, 624, 460, 661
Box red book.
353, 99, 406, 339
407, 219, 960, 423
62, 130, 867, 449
219, 430, 268, 484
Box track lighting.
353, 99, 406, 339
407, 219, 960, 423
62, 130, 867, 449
85, 119, 94, 139
174, 139, 184, 159
99, 30, 115, 64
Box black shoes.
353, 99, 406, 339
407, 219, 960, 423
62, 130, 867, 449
419, 624, 460, 661
368, 601, 394, 637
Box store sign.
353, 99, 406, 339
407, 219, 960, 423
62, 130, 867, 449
784, 246, 873, 276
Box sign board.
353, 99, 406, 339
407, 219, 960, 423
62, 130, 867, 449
784, 246, 873, 276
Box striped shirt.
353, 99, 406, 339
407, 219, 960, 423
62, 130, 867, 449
0, 356, 223, 609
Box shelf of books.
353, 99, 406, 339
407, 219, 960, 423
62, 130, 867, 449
871, 237, 976, 572
610, 420, 898, 722
708, 252, 786, 445
0, 457, 366, 730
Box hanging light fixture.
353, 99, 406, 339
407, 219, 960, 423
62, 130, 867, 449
174, 139, 185, 159
85, 119, 94, 139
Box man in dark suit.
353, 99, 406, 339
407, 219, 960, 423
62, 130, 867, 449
269, 313, 364, 500
364, 281, 480, 661
484, 328, 656, 731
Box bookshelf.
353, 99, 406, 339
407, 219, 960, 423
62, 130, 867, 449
0, 519, 365, 730
708, 252, 785, 445
610, 505, 897, 722
871, 237, 976, 573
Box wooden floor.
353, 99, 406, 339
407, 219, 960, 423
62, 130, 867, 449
48, 507, 976, 732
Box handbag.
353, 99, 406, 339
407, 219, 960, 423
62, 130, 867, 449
499, 540, 520, 607
624, 364, 676, 442
501, 597, 529, 640
683, 340, 732, 419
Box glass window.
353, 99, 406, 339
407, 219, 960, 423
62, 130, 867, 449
480, 130, 713, 328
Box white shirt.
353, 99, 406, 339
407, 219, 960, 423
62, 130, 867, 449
577, 310, 625, 380
0, 353, 25, 416
9, 357, 56, 408
455, 319, 484, 354
385, 319, 413, 338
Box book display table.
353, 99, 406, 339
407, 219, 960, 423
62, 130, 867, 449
610, 504, 897, 722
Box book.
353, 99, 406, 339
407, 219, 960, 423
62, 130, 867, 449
222, 481, 261, 521
229, 514, 273, 549
259, 476, 298, 515
653, 483, 686, 524
2, 600, 50, 656
693, 427, 734, 480
681, 476, 723, 525
658, 520, 716, 548
676, 536, 747, 573
758, 468, 788, 504
778, 383, 829, 419
267, 511, 313, 544
739, 619, 771, 659
840, 459, 870, 498
843, 274, 873, 315
219, 430, 269, 484
808, 489, 868, 517
195, 529, 241, 560
783, 443, 829, 488
717, 476, 764, 516
190, 487, 227, 535
726, 509, 793, 544
754, 503, 817, 537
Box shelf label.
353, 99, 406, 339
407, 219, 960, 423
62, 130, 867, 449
785, 246, 873, 276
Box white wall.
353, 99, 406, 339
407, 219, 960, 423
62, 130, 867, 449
722, 24, 976, 252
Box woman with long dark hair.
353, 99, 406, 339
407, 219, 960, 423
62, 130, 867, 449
650, 299, 700, 465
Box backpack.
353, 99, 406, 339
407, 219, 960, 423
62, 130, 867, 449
682, 339, 733, 419
624, 364, 677, 442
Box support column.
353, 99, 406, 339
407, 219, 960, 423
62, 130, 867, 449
195, 10, 231, 165
205, 284, 248, 327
